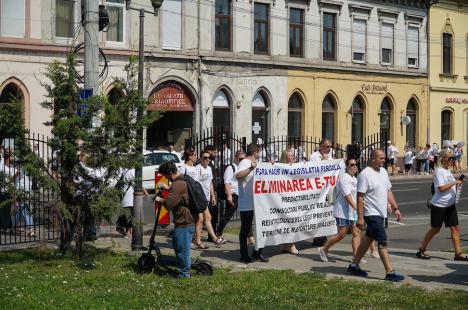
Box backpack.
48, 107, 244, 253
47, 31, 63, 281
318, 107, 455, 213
176, 175, 208, 214
218, 164, 235, 200
426, 182, 435, 208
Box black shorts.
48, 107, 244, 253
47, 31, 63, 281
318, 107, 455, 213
430, 204, 458, 228
404, 164, 412, 171
389, 158, 395, 165
364, 216, 387, 244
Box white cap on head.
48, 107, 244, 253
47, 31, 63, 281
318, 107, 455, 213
387, 140, 391, 144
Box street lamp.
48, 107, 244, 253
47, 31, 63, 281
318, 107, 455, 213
125, 0, 162, 250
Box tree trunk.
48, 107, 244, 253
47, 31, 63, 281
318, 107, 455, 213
75, 209, 83, 260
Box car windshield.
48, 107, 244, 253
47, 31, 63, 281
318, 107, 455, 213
144, 153, 180, 166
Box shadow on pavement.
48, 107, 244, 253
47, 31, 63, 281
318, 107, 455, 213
389, 250, 449, 261
410, 263, 468, 287
310, 265, 383, 281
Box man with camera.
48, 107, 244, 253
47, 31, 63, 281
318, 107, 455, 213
416, 149, 468, 261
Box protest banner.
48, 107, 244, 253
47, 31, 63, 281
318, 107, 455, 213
253, 159, 344, 249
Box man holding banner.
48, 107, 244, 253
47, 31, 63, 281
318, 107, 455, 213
252, 146, 344, 258
236, 143, 268, 263
347, 149, 404, 282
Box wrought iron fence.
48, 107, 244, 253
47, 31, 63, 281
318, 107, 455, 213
0, 133, 60, 245
187, 129, 388, 233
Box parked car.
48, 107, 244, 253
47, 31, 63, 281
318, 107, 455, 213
142, 150, 182, 191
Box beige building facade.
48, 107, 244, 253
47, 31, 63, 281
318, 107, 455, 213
287, 70, 428, 150
428, 1, 468, 165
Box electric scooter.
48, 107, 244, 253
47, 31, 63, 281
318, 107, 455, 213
137, 194, 213, 276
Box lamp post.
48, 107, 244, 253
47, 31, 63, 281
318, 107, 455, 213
125, 0, 163, 250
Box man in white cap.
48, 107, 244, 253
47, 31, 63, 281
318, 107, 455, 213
387, 141, 398, 176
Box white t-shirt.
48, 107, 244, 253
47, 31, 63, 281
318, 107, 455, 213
309, 151, 334, 161
179, 164, 200, 182
121, 168, 135, 208
388, 145, 399, 159
223, 163, 239, 195
404, 151, 414, 165
357, 167, 392, 218
198, 164, 213, 201
333, 173, 357, 221
236, 158, 255, 211
431, 168, 456, 208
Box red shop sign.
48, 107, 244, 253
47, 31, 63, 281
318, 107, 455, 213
148, 82, 193, 111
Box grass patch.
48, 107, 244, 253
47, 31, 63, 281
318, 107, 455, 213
1, 246, 467, 309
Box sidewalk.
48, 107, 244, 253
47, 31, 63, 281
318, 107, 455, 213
94, 226, 468, 292
388, 170, 467, 180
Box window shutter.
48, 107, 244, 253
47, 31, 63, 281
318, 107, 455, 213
407, 26, 419, 63
1, 0, 25, 37
161, 0, 181, 50
352, 19, 366, 54
381, 23, 394, 50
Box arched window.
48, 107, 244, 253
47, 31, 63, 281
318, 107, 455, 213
288, 93, 303, 137
380, 97, 392, 141
0, 83, 23, 104
322, 94, 335, 140
351, 96, 364, 144
441, 110, 452, 143
0, 82, 26, 132
252, 91, 269, 144
213, 89, 231, 131
107, 87, 123, 105
406, 99, 417, 148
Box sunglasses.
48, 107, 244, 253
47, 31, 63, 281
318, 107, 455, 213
202, 156, 210, 160
349, 163, 357, 167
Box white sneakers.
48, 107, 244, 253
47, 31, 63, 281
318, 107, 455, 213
318, 247, 329, 262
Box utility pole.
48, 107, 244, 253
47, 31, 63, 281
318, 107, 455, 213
84, 0, 100, 94
125, 0, 164, 251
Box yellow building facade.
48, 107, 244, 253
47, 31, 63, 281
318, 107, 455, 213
429, 2, 468, 164
287, 70, 428, 154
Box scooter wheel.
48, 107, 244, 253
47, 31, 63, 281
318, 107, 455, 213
137, 253, 156, 273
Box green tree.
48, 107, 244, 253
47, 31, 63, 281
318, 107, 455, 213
0, 52, 158, 259
39, 53, 159, 258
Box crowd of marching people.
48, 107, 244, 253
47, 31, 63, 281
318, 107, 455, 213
155, 137, 467, 279
3, 135, 464, 280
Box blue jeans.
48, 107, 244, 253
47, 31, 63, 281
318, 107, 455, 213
15, 202, 33, 226
172, 225, 195, 278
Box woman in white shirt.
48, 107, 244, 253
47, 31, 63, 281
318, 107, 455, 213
416, 149, 468, 261
318, 158, 360, 262
191, 151, 226, 248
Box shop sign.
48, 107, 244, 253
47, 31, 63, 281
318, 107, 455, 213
361, 84, 388, 94
445, 97, 468, 104
148, 81, 193, 111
